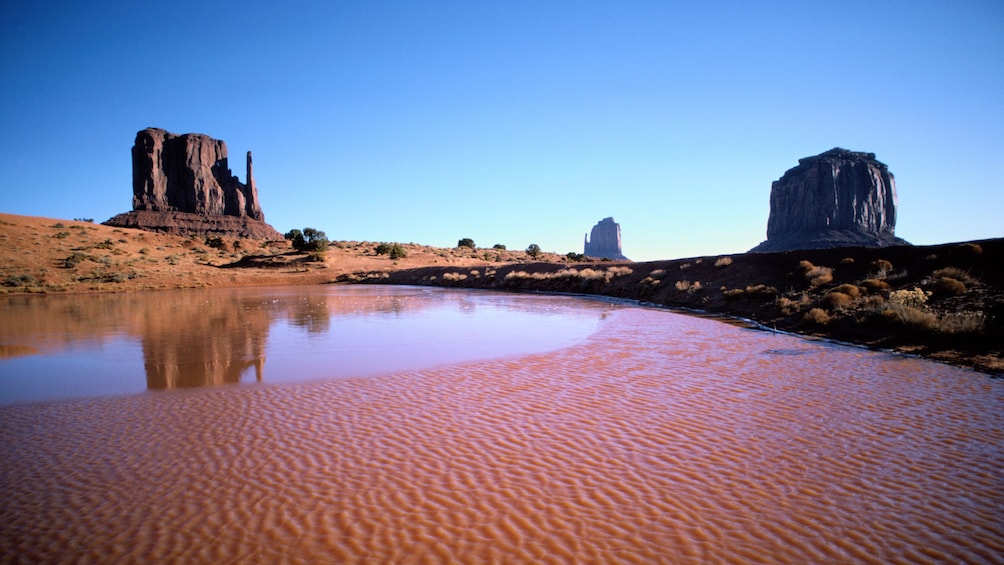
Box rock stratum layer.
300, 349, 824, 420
584, 217, 628, 260
105, 128, 282, 239
750, 148, 909, 253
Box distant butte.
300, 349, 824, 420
750, 148, 909, 253
584, 217, 628, 260
105, 128, 282, 239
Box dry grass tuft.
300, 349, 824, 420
802, 308, 830, 325
870, 259, 893, 276
714, 256, 733, 268
798, 260, 833, 287
823, 291, 854, 311
830, 283, 861, 299
860, 278, 890, 292
878, 303, 938, 331
839, 257, 855, 265
955, 242, 983, 255
932, 276, 967, 296
777, 292, 810, 315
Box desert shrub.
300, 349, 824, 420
714, 256, 733, 268
565, 252, 586, 262
457, 238, 476, 249
286, 228, 329, 252
862, 295, 886, 309
62, 252, 90, 268
679, 263, 691, 271
799, 260, 833, 287
932, 276, 966, 296
777, 293, 810, 315
53, 223, 65, 229
932, 267, 976, 285
94, 239, 115, 250
206, 236, 226, 249
878, 303, 938, 332
870, 259, 893, 276
955, 242, 983, 255
54, 231, 70, 239
307, 251, 326, 262
640, 276, 662, 287
492, 243, 506, 250
443, 272, 468, 282
375, 242, 392, 255
823, 291, 854, 310
651, 269, 666, 277
830, 283, 861, 299
802, 308, 831, 325
389, 243, 407, 260
889, 287, 930, 307
675, 280, 691, 291
839, 257, 855, 265
526, 243, 542, 258
860, 278, 890, 292
3, 274, 37, 287
937, 311, 986, 334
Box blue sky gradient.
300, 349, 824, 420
1, 1, 1001, 261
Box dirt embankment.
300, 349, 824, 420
341, 239, 1004, 375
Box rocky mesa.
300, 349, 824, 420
104, 128, 282, 239
750, 148, 909, 252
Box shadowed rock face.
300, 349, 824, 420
750, 148, 909, 252
584, 217, 628, 260
106, 128, 281, 239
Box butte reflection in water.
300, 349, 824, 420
0, 286, 611, 403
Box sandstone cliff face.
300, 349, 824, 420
750, 148, 909, 252
107, 128, 281, 239
584, 217, 628, 260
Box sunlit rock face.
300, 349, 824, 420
750, 148, 909, 252
584, 217, 628, 260
105, 128, 281, 239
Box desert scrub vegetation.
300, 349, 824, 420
802, 308, 831, 325
443, 272, 468, 282
889, 287, 931, 308
723, 284, 778, 299
870, 259, 893, 276
504, 266, 633, 284
860, 278, 890, 293
777, 292, 810, 315
714, 256, 733, 267
457, 238, 476, 249
526, 243, 542, 259
285, 228, 329, 252
798, 260, 833, 288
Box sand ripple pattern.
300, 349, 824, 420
2, 308, 1002, 563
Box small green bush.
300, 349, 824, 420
285, 228, 329, 252
492, 244, 507, 250
526, 243, 542, 259
375, 242, 392, 255
389, 243, 406, 260
457, 238, 476, 249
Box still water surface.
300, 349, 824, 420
0, 286, 611, 404
1, 286, 1001, 563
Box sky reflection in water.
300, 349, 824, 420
0, 286, 615, 405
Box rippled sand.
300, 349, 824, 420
2, 308, 1002, 563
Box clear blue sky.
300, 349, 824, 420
1, 1, 1001, 261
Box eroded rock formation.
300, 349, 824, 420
584, 217, 628, 260
750, 148, 909, 252
105, 128, 281, 239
